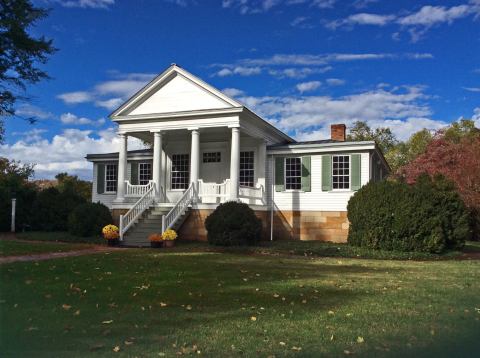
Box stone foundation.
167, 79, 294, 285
177, 209, 348, 243
272, 210, 349, 242
111, 209, 128, 226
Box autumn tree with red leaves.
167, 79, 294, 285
398, 136, 480, 239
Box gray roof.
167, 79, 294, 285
267, 139, 340, 148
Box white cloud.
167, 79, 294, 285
212, 52, 432, 78
463, 87, 480, 92
238, 85, 440, 140
296, 81, 321, 93
60, 112, 106, 126
15, 104, 53, 120
12, 129, 49, 143
326, 78, 345, 86
473, 107, 480, 127
327, 2, 480, 41
222, 88, 245, 97
0, 127, 145, 179
54, 0, 115, 9
221, 0, 335, 14
57, 72, 155, 110
290, 16, 314, 29
57, 91, 92, 104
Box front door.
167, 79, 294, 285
200, 149, 227, 203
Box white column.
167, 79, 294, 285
115, 133, 128, 202
152, 131, 162, 200
190, 129, 200, 193
230, 127, 240, 200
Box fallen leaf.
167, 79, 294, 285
328, 310, 335, 315
250, 316, 257, 321
73, 310, 80, 316
113, 346, 120, 352
357, 336, 364, 343
124, 340, 134, 345
186, 305, 192, 311
102, 320, 113, 324
292, 346, 302, 351
62, 304, 71, 310
160, 302, 168, 307
279, 342, 286, 346
273, 294, 279, 298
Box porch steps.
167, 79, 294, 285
122, 206, 190, 247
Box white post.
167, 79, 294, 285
11, 198, 16, 233
152, 131, 163, 201
119, 214, 124, 241
162, 215, 166, 233
230, 127, 240, 201
115, 133, 128, 202
190, 129, 200, 199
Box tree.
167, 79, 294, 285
0, 0, 56, 142
347, 121, 398, 154
385, 129, 433, 172
398, 137, 480, 239
0, 157, 36, 231
55, 172, 92, 201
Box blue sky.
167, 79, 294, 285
2, 0, 480, 179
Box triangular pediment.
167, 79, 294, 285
112, 65, 241, 117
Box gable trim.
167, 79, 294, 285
110, 64, 242, 118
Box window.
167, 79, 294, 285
285, 157, 301, 190
203, 152, 221, 163
171, 154, 190, 190
105, 164, 117, 193
332, 155, 350, 189
240, 151, 254, 187
139, 163, 152, 185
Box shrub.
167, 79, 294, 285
205, 201, 262, 246
31, 187, 86, 231
68, 202, 112, 237
347, 174, 470, 253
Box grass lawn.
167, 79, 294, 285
0, 239, 94, 257
1, 248, 479, 357
16, 231, 104, 245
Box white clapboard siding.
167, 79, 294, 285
130, 74, 231, 116
265, 152, 370, 212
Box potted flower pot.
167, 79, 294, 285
163, 240, 175, 248
150, 240, 163, 248
107, 238, 119, 246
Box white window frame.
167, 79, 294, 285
105, 163, 117, 194
240, 151, 255, 187
170, 153, 190, 191
138, 162, 152, 186
332, 154, 351, 191
284, 157, 302, 191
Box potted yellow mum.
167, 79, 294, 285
148, 233, 163, 248
162, 229, 178, 248
102, 225, 119, 246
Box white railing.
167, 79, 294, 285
162, 183, 195, 232
125, 180, 153, 197
198, 179, 230, 201
119, 182, 156, 240
239, 184, 265, 203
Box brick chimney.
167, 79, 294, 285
331, 124, 346, 141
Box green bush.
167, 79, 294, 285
68, 202, 112, 237
205, 201, 262, 246
347, 174, 470, 253
31, 187, 86, 231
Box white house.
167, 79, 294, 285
86, 64, 389, 246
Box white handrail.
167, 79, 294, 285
162, 183, 195, 232
198, 179, 230, 199
125, 180, 154, 197
119, 181, 156, 240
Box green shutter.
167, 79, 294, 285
275, 157, 284, 192
321, 155, 332, 191
351, 154, 361, 191
97, 164, 105, 194
131, 162, 138, 185
301, 156, 311, 192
